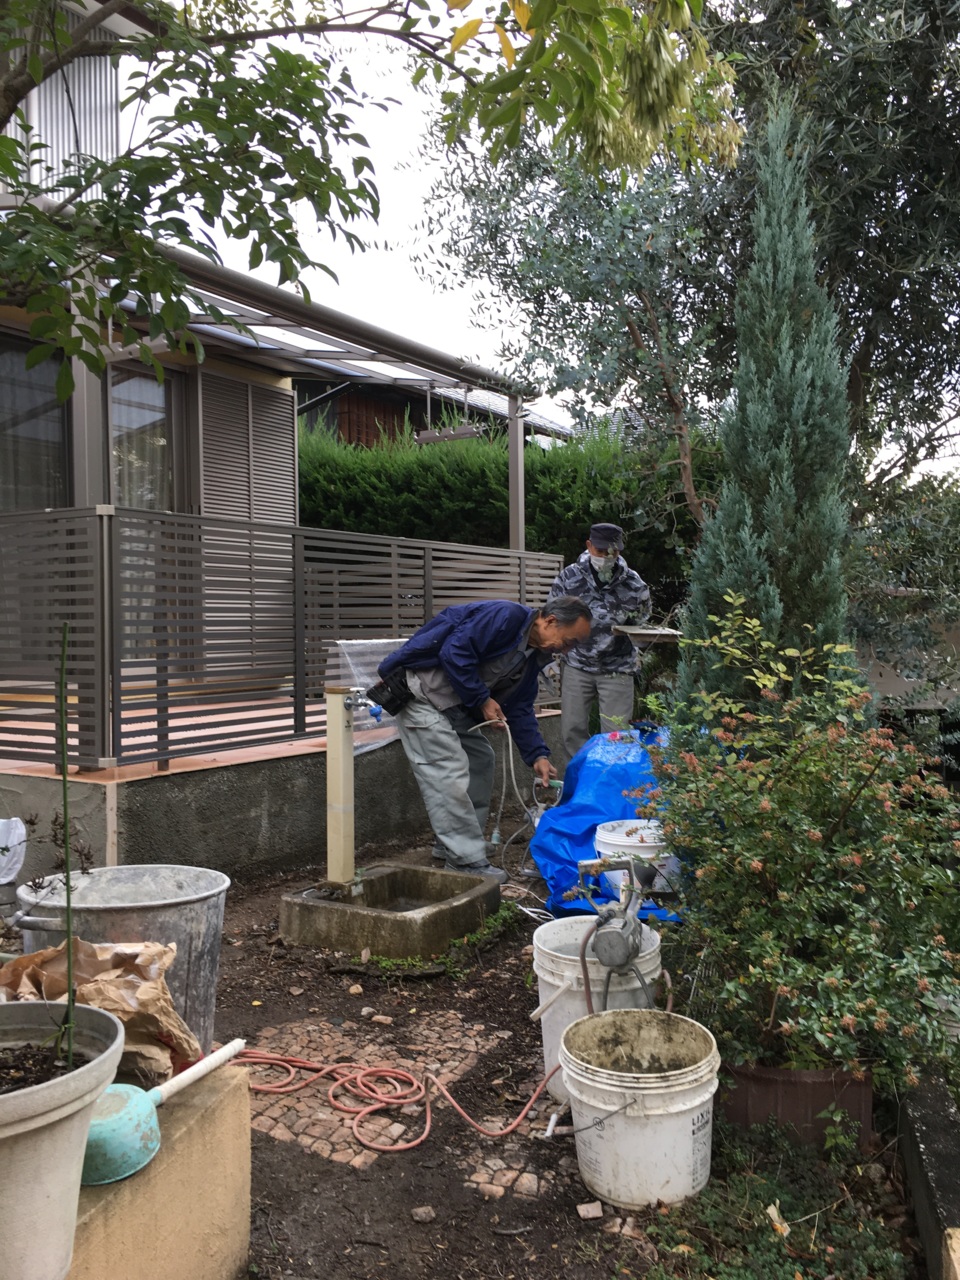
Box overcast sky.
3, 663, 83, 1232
203, 45, 577, 428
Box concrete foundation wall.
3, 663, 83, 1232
0, 715, 564, 882
0, 773, 111, 882
116, 737, 429, 876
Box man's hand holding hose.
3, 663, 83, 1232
532, 756, 557, 785
481, 696, 506, 727
480, 700, 557, 785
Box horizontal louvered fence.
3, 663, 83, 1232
0, 508, 561, 768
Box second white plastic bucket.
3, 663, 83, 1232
531, 915, 662, 1102
595, 819, 667, 861
560, 1009, 720, 1209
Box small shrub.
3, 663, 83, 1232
642, 598, 960, 1096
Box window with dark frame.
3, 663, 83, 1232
110, 366, 182, 511
0, 337, 70, 513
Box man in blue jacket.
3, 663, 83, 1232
376, 596, 591, 883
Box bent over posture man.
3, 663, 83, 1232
375, 597, 591, 883
548, 523, 651, 759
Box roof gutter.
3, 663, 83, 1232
159, 245, 535, 399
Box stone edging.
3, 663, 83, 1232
900, 1079, 960, 1280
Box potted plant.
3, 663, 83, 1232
640, 600, 960, 1143
0, 624, 124, 1280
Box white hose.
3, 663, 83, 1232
468, 718, 533, 816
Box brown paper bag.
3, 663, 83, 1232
0, 937, 202, 1083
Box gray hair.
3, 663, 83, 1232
541, 595, 592, 625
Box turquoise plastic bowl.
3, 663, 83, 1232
81, 1084, 161, 1185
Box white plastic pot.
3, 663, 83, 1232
0, 1001, 125, 1280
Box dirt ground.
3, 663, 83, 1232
213, 833, 928, 1280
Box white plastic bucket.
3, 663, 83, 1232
559, 1008, 720, 1209
595, 819, 678, 897
595, 819, 667, 860
531, 915, 662, 1102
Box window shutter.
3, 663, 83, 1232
252, 385, 297, 524
200, 374, 251, 518
200, 374, 296, 523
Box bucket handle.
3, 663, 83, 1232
530, 978, 573, 1023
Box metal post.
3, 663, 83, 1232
325, 687, 355, 884
293, 530, 306, 734
508, 393, 525, 552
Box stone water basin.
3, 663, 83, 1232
279, 862, 501, 959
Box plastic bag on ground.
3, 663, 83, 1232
0, 819, 27, 886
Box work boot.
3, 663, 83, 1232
433, 841, 498, 861
446, 861, 509, 885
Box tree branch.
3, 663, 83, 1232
626, 296, 706, 528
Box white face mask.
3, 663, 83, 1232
589, 554, 616, 579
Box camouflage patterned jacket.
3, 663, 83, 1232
546, 552, 652, 674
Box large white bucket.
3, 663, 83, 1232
560, 1008, 720, 1209
595, 819, 667, 860
531, 915, 662, 1102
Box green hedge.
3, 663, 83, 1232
298, 424, 720, 612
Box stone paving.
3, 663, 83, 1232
245, 1006, 561, 1199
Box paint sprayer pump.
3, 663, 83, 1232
575, 856, 660, 998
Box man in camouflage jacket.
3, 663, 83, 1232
546, 523, 652, 758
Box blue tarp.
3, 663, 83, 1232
530, 728, 678, 920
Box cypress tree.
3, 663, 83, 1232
677, 97, 850, 701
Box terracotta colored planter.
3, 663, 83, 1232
718, 1062, 873, 1150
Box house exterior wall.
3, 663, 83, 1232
334, 390, 418, 445
1, 8, 119, 195
0, 715, 563, 883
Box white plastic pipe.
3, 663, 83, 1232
148, 1038, 246, 1106
529, 978, 573, 1023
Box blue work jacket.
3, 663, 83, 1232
379, 600, 551, 764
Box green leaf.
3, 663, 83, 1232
24, 343, 54, 370
55, 358, 75, 402
555, 32, 602, 86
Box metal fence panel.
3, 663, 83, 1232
0, 509, 562, 767
0, 509, 106, 766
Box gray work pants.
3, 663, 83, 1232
394, 682, 495, 869
561, 665, 635, 759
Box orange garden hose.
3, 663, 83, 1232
237, 1047, 561, 1153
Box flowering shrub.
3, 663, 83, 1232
641, 599, 960, 1095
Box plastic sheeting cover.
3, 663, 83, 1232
328, 639, 404, 755
530, 729, 677, 920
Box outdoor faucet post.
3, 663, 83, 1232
325, 687, 355, 884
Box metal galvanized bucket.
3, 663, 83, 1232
15, 865, 230, 1053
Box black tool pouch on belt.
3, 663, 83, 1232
365, 669, 414, 716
